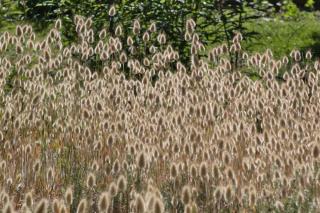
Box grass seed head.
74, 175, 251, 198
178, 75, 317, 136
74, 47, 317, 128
109, 182, 118, 197
137, 151, 147, 169
117, 175, 127, 192
65, 187, 73, 205
135, 194, 145, 213
86, 172, 96, 188
181, 185, 192, 205
98, 192, 110, 212
3, 202, 14, 213
313, 143, 320, 159
25, 192, 33, 209
52, 199, 60, 213
108, 5, 116, 17
153, 198, 164, 213
76, 199, 87, 213
35, 199, 48, 213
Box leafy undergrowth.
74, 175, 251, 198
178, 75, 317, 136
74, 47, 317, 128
244, 12, 320, 58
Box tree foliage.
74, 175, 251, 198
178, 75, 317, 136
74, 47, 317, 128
1, 0, 307, 64
18, 2, 272, 57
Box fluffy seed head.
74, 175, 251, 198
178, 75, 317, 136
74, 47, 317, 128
136, 151, 147, 169
117, 175, 127, 192
181, 185, 192, 205
86, 172, 96, 188
35, 199, 48, 213
109, 182, 118, 197
77, 199, 87, 213
170, 163, 178, 179
25, 192, 33, 209
200, 161, 208, 180
108, 5, 116, 17
55, 19, 62, 29
153, 198, 164, 213
115, 25, 123, 36
313, 143, 320, 159
65, 187, 73, 205
52, 199, 60, 213
3, 202, 14, 213
98, 192, 110, 212
224, 185, 233, 203
135, 194, 145, 213
149, 22, 157, 32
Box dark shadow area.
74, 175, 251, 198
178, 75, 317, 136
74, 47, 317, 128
301, 32, 320, 58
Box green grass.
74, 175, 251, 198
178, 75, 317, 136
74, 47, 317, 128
243, 12, 320, 58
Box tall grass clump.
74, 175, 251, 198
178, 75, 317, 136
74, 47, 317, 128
0, 7, 319, 212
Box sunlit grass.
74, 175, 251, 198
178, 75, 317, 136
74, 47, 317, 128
0, 10, 319, 213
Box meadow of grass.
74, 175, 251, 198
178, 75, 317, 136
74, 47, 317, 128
0, 8, 320, 213
243, 11, 320, 59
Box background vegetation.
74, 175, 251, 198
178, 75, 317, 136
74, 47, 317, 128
1, 0, 320, 63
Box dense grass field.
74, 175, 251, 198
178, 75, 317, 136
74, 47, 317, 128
0, 10, 320, 213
